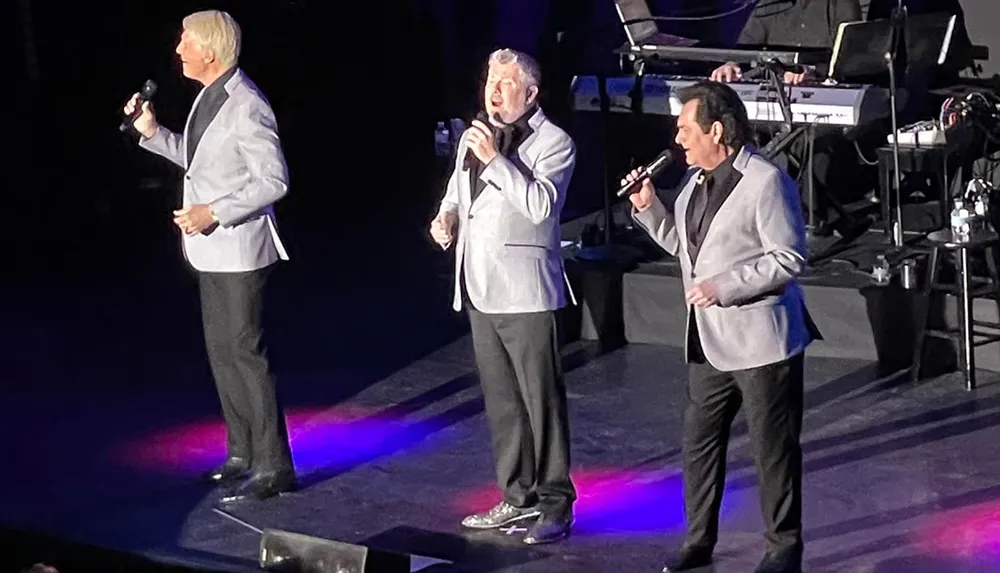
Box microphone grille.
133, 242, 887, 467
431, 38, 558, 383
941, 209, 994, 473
141, 80, 158, 98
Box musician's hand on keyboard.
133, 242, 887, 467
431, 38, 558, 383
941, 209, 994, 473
784, 70, 807, 85
465, 120, 498, 165
784, 65, 815, 85
710, 62, 742, 83
621, 168, 655, 213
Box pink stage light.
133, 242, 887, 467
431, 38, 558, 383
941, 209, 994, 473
115, 404, 446, 474
913, 500, 1000, 558
452, 466, 746, 536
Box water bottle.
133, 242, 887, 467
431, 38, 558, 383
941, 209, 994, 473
900, 258, 918, 290
872, 254, 890, 285
950, 198, 971, 240
434, 121, 450, 157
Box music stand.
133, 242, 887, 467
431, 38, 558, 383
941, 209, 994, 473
827, 12, 958, 249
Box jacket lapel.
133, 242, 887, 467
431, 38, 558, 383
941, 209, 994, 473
675, 174, 697, 270
469, 108, 545, 214
185, 71, 244, 173
182, 88, 208, 171
458, 142, 474, 209
693, 146, 753, 270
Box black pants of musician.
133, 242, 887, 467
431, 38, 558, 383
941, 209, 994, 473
683, 350, 805, 557
467, 306, 576, 515
198, 266, 294, 474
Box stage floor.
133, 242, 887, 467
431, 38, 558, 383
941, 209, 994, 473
5, 331, 1000, 572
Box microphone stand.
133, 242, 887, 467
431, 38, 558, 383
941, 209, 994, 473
574, 63, 643, 266
599, 72, 614, 247
757, 59, 799, 156
628, 59, 646, 116
756, 59, 819, 237
884, 0, 907, 249
619, 58, 647, 243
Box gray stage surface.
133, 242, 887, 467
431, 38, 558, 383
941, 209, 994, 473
5, 333, 1000, 573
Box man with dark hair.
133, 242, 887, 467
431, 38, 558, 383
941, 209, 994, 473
623, 80, 819, 573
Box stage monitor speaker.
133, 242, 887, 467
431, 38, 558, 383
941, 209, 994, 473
259, 529, 410, 573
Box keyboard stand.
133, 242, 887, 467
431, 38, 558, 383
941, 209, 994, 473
753, 62, 853, 247
764, 124, 855, 238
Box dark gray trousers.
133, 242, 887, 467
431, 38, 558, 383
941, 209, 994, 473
467, 306, 576, 514
198, 266, 293, 474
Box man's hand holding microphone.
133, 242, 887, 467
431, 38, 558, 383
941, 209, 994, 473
619, 160, 719, 308
122, 92, 159, 140
620, 168, 657, 213
122, 91, 217, 236
429, 117, 501, 250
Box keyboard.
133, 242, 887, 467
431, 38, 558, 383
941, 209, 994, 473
569, 74, 891, 127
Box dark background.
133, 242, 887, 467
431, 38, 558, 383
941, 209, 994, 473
1, 3, 997, 571
7, 0, 997, 278
2, 0, 993, 385
2, 0, 761, 282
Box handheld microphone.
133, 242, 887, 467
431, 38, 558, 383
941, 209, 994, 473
120, 79, 158, 132
462, 111, 498, 170
617, 149, 674, 198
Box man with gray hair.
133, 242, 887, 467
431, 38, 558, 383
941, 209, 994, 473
123, 9, 295, 501
429, 48, 577, 544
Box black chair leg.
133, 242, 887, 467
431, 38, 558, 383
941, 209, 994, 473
985, 246, 1000, 304
984, 246, 1000, 384
956, 247, 976, 390
912, 247, 940, 382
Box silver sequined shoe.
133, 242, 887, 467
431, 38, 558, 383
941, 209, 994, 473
461, 501, 541, 529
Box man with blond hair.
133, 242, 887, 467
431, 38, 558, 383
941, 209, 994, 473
429, 48, 577, 544
123, 9, 295, 501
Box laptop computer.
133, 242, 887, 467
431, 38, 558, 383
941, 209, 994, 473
614, 0, 697, 49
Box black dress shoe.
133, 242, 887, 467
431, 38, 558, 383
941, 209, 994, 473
753, 548, 802, 573
200, 457, 250, 484
523, 512, 573, 545
219, 470, 296, 502
661, 545, 714, 572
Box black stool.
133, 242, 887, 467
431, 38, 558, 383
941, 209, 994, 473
875, 144, 952, 239
912, 229, 1000, 389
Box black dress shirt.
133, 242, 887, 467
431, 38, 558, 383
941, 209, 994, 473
684, 151, 741, 365
468, 106, 536, 203
738, 0, 863, 77
186, 66, 238, 166
685, 151, 742, 266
